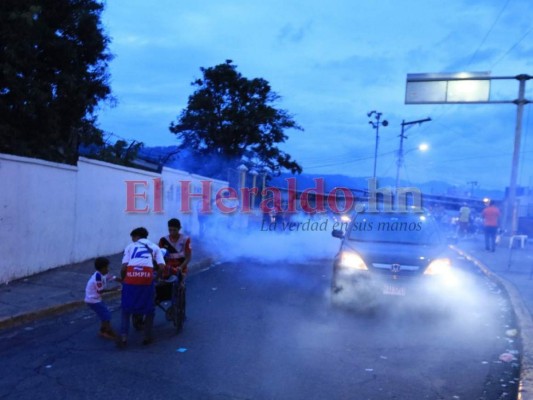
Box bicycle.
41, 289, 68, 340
130, 271, 186, 334
155, 271, 186, 334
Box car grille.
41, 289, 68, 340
371, 263, 421, 276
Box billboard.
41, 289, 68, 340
405, 72, 492, 104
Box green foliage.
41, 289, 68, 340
0, 0, 112, 164
90, 139, 144, 166
169, 60, 303, 178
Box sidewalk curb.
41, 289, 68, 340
0, 257, 215, 331
451, 245, 533, 399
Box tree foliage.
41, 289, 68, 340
92, 139, 143, 166
80, 129, 144, 167
0, 0, 112, 164
169, 60, 303, 178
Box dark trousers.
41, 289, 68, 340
484, 226, 498, 251
120, 282, 155, 339
121, 311, 154, 340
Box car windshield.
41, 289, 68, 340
346, 212, 443, 245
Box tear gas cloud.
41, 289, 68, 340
193, 209, 507, 333
195, 211, 340, 264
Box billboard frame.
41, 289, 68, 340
404, 72, 532, 234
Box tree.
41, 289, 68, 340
95, 139, 143, 166
169, 60, 303, 179
0, 0, 112, 164
80, 131, 144, 168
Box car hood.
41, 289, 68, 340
341, 240, 449, 271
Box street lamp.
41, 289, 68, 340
395, 117, 431, 191
418, 143, 429, 152
395, 142, 430, 190
368, 111, 388, 179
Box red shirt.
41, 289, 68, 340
158, 234, 192, 274
482, 206, 500, 227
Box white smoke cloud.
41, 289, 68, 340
198, 212, 341, 264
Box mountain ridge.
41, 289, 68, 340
139, 146, 504, 200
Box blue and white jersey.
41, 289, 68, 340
85, 271, 108, 304
120, 239, 164, 313
122, 239, 165, 267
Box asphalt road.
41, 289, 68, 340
0, 255, 520, 400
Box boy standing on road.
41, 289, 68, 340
84, 257, 120, 339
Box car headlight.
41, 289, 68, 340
339, 252, 368, 270
340, 215, 351, 223
424, 258, 451, 275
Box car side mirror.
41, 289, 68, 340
332, 229, 344, 239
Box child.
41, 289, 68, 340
85, 257, 120, 339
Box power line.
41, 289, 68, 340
298, 152, 368, 165
421, 150, 533, 169
306, 146, 533, 173
467, 0, 511, 68
490, 25, 533, 69
380, 157, 397, 178
303, 150, 397, 170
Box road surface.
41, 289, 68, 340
0, 254, 520, 399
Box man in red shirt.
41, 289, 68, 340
481, 201, 501, 252
158, 218, 192, 278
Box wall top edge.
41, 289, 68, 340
160, 167, 228, 185
0, 153, 229, 185
78, 157, 161, 177
0, 153, 78, 171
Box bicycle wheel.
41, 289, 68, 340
173, 284, 186, 334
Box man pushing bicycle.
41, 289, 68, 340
158, 218, 191, 281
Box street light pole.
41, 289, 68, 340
404, 72, 532, 235
467, 181, 478, 197
395, 117, 431, 191
506, 74, 531, 234
368, 111, 388, 179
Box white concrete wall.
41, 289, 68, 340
72, 157, 168, 262
160, 167, 198, 236
0, 154, 228, 283
0, 154, 77, 281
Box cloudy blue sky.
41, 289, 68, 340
98, 0, 533, 191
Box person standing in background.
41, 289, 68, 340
458, 203, 471, 238
481, 200, 501, 252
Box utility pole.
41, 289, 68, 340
506, 74, 530, 234
395, 117, 431, 190
467, 181, 478, 197
368, 111, 388, 179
